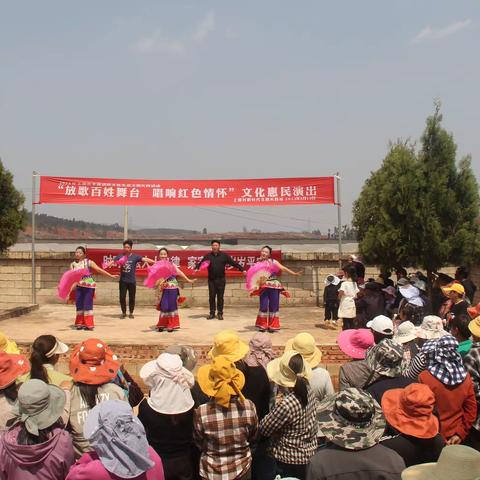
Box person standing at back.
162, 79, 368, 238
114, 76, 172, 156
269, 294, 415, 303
108, 239, 155, 319
195, 240, 245, 320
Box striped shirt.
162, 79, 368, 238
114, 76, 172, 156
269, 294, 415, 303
193, 397, 258, 480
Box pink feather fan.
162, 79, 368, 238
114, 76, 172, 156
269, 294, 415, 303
57, 268, 89, 300
144, 260, 177, 288
245, 261, 280, 291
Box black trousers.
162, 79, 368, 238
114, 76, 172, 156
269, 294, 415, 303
119, 281, 136, 314
324, 301, 339, 320
208, 278, 226, 315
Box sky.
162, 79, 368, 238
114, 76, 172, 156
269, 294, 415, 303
1, 1, 479, 233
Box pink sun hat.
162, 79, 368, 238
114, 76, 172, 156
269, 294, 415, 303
337, 329, 375, 360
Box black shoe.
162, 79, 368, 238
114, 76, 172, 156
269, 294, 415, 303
129, 313, 134, 319
167, 329, 173, 333
75, 325, 83, 330
157, 328, 165, 332
120, 313, 126, 319
207, 314, 216, 320
257, 328, 266, 333
217, 314, 224, 320
84, 327, 94, 331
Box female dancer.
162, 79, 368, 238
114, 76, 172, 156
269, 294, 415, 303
70, 246, 118, 330
254, 246, 302, 333
156, 248, 196, 332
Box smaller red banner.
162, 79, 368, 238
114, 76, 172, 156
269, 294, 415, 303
86, 248, 282, 277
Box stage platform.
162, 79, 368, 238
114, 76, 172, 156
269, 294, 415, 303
2, 305, 349, 388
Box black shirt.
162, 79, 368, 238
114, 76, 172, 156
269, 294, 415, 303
195, 251, 244, 280
381, 433, 445, 467
462, 279, 477, 304
236, 363, 272, 421
451, 300, 469, 319
323, 284, 340, 303
137, 400, 195, 458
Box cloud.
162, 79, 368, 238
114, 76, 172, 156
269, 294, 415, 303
225, 26, 238, 40
192, 11, 215, 42
412, 19, 472, 43
133, 30, 185, 55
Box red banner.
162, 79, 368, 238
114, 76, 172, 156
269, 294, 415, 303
39, 176, 335, 206
86, 248, 282, 277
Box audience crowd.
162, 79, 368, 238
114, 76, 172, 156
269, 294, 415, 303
0, 264, 480, 479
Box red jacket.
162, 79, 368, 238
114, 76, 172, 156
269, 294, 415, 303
419, 370, 477, 441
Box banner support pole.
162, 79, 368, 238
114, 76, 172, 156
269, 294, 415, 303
31, 172, 37, 305
335, 173, 343, 269
123, 206, 129, 240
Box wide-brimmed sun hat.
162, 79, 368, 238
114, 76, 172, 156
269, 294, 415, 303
394, 321, 417, 344
468, 316, 480, 338
365, 339, 404, 377
11, 379, 66, 436
197, 356, 245, 408
382, 383, 439, 439
317, 388, 386, 451
164, 345, 197, 372
84, 400, 155, 479
415, 316, 448, 340
366, 315, 394, 335
467, 303, 480, 320
244, 332, 275, 368
399, 285, 424, 307
382, 286, 397, 297
70, 338, 119, 385
285, 332, 322, 368
140, 353, 194, 415
0, 331, 20, 354
208, 330, 249, 363
401, 445, 480, 480
0, 351, 30, 389
266, 350, 312, 388
337, 329, 375, 359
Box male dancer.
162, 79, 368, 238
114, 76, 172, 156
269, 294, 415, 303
108, 239, 154, 319
195, 240, 245, 320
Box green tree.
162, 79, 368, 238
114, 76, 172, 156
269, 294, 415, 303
0, 160, 27, 253
353, 103, 480, 277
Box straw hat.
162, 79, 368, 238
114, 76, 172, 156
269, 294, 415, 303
11, 379, 66, 436
382, 384, 439, 439
208, 331, 249, 363
0, 351, 30, 389
0, 331, 20, 354
337, 329, 374, 359
469, 316, 480, 338
285, 332, 322, 368
70, 338, 119, 385
266, 350, 312, 388
394, 321, 417, 344
401, 445, 480, 480
197, 356, 245, 408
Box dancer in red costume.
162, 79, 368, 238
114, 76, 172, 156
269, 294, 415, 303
69, 246, 118, 330
251, 246, 303, 333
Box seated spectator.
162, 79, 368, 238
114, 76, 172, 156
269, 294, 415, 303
398, 284, 425, 323
398, 301, 424, 328
19, 335, 71, 386
0, 331, 19, 354
393, 321, 418, 366
0, 351, 30, 430
0, 379, 74, 480
404, 316, 449, 379
66, 400, 164, 480
355, 282, 385, 328
451, 314, 472, 358
366, 315, 394, 344
463, 315, 480, 450
364, 339, 413, 404
194, 356, 258, 480
337, 329, 376, 390
285, 332, 334, 402
68, 338, 127, 457
418, 335, 477, 444
244, 332, 276, 371
382, 286, 397, 317
260, 351, 318, 480
307, 388, 405, 479
138, 352, 196, 480
401, 445, 480, 480
467, 303, 480, 320
381, 383, 445, 466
